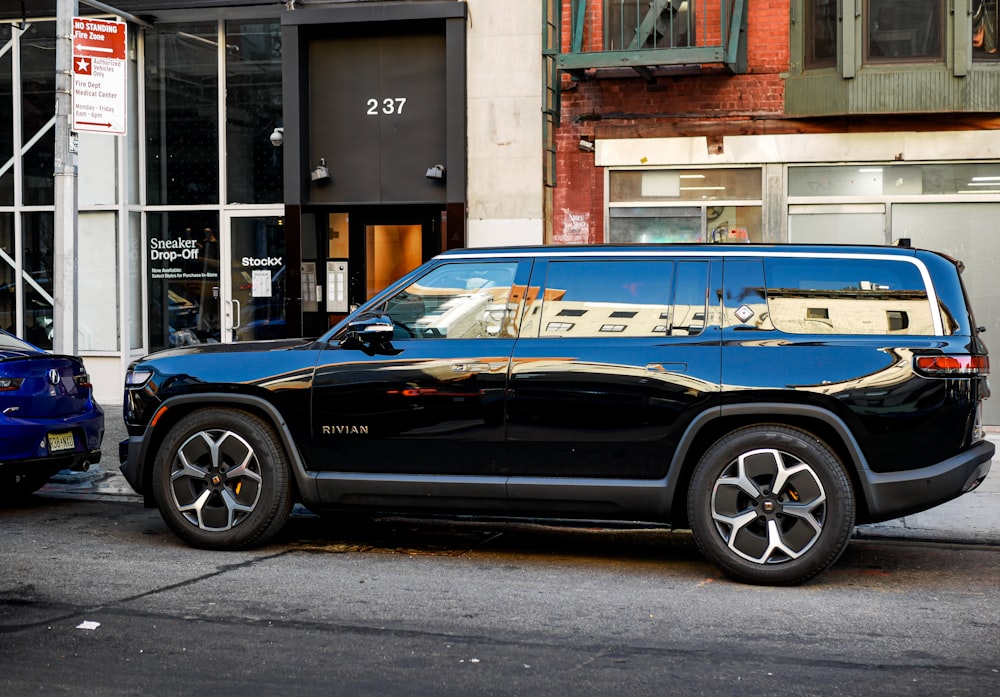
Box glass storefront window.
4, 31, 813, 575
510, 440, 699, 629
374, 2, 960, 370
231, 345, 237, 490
0, 213, 13, 334
610, 168, 762, 202
147, 212, 221, 352
609, 207, 701, 243
0, 27, 13, 206
20, 21, 55, 207
608, 167, 763, 244
894, 202, 1000, 423
226, 20, 283, 204
128, 212, 143, 348
22, 212, 53, 350
145, 23, 219, 205
789, 163, 1000, 197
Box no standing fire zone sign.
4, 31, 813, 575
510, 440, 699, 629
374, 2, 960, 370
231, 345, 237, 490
72, 17, 127, 135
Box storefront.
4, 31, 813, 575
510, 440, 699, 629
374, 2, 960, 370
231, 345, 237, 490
1, 1, 529, 405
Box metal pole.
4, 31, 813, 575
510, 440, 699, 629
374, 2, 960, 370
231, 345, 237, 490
54, 0, 79, 355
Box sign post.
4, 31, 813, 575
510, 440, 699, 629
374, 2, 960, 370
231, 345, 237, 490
72, 17, 127, 135
54, 0, 79, 356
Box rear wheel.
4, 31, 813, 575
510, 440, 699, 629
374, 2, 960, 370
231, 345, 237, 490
687, 425, 855, 585
0, 472, 51, 503
152, 408, 292, 549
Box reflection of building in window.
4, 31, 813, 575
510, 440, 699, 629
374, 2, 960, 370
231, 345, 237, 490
389, 283, 514, 338
767, 288, 934, 335
974, 0, 998, 57
539, 299, 707, 338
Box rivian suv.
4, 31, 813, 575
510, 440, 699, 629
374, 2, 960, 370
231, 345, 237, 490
120, 244, 993, 584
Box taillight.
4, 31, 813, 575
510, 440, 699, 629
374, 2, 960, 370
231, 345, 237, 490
914, 354, 990, 376
74, 373, 92, 389
0, 377, 24, 391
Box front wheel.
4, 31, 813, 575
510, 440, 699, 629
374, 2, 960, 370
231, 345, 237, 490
687, 425, 855, 585
152, 408, 293, 550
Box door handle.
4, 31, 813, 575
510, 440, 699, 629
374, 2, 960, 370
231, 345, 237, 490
647, 362, 687, 373
230, 299, 241, 330
452, 362, 490, 373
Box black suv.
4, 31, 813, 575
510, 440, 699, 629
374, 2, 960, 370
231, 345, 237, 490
120, 244, 993, 584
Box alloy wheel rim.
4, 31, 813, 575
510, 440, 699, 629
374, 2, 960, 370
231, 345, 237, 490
710, 447, 827, 565
169, 429, 263, 532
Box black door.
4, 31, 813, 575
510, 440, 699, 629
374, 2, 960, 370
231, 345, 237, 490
506, 257, 723, 483
307, 257, 530, 506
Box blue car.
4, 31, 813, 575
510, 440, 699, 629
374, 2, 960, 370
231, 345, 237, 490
0, 329, 104, 500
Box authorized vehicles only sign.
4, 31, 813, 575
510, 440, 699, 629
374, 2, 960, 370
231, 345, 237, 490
72, 18, 127, 135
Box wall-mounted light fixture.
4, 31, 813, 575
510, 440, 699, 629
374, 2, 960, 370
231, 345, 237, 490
425, 164, 446, 180
579, 137, 595, 153
270, 127, 284, 147
311, 158, 330, 183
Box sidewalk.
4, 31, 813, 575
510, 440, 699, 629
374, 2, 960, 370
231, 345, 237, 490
41, 408, 1000, 546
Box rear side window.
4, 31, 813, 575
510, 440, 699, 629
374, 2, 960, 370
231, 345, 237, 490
528, 260, 709, 338
763, 257, 936, 335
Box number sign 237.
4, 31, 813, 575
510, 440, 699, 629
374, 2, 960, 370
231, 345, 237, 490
366, 98, 407, 116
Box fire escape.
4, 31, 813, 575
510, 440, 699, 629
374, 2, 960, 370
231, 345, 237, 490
543, 0, 748, 185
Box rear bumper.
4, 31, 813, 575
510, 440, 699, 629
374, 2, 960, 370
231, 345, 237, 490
864, 439, 994, 523
0, 408, 104, 477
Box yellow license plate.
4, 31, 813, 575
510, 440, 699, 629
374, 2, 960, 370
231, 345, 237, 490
47, 431, 76, 453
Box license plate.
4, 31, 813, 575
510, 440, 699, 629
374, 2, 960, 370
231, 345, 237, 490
47, 431, 76, 453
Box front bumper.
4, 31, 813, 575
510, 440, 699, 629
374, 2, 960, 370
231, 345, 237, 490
119, 435, 145, 495
864, 438, 995, 523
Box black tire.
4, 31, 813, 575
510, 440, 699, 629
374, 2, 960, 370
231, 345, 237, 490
0, 472, 50, 504
687, 425, 855, 585
151, 408, 293, 550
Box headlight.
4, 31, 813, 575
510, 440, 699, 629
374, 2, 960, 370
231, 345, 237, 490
125, 368, 153, 388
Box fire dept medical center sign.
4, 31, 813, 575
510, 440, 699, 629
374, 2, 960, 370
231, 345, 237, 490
72, 18, 127, 135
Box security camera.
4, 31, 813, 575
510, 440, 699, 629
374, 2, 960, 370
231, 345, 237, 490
270, 127, 284, 147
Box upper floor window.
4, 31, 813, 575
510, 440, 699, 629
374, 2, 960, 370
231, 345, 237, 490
866, 0, 943, 62
604, 0, 695, 50
803, 0, 1000, 70
974, 0, 999, 58
806, 0, 838, 69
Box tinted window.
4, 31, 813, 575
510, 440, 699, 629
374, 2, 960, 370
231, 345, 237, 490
764, 257, 935, 335
672, 261, 711, 335
382, 262, 519, 339
535, 260, 684, 338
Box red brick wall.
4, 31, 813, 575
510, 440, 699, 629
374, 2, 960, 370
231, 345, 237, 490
552, 0, 790, 244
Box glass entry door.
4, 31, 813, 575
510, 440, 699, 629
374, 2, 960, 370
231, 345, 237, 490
226, 213, 287, 342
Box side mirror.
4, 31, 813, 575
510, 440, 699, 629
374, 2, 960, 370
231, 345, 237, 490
343, 313, 394, 346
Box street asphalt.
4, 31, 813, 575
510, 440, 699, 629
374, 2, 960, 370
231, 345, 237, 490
41, 405, 1000, 547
